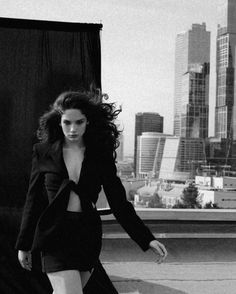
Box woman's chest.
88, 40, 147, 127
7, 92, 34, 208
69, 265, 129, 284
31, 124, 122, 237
63, 148, 84, 183
64, 154, 84, 183
39, 150, 102, 192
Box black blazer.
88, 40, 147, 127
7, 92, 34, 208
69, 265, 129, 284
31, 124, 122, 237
15, 140, 155, 252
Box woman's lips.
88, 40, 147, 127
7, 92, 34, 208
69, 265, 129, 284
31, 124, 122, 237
68, 134, 78, 138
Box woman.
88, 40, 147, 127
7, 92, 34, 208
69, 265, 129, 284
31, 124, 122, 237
16, 91, 167, 294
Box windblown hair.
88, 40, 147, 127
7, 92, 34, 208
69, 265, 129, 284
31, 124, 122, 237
37, 91, 122, 159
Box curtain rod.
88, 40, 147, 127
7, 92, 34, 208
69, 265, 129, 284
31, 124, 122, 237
0, 17, 103, 32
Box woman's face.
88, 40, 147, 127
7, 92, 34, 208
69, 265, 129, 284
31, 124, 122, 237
60, 109, 88, 143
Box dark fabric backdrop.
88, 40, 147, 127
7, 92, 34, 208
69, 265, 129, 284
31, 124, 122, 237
0, 17, 102, 207
0, 18, 118, 294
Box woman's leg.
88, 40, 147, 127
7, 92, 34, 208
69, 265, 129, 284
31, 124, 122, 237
83, 261, 118, 294
47, 270, 83, 294
80, 270, 94, 288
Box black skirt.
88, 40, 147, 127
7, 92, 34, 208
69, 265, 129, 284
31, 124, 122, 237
41, 209, 102, 273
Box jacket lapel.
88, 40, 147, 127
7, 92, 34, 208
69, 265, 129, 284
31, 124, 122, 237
47, 140, 68, 177
45, 139, 91, 184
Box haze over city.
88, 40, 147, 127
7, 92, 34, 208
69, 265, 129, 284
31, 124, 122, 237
0, 0, 220, 155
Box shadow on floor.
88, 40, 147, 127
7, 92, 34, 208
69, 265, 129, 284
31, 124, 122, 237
111, 276, 188, 294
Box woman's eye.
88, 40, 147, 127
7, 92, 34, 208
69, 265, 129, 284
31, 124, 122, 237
76, 120, 85, 125
63, 121, 70, 125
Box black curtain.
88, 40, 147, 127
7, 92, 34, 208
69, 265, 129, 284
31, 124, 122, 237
0, 17, 102, 207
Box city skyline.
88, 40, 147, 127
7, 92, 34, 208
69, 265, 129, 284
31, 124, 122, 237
0, 0, 220, 155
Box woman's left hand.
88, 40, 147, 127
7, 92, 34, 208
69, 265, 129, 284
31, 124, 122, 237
149, 239, 168, 264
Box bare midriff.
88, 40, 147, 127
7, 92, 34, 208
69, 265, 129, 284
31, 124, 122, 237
67, 190, 83, 212
66, 189, 95, 211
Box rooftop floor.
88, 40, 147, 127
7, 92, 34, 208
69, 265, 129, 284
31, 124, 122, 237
100, 237, 236, 294
104, 261, 236, 294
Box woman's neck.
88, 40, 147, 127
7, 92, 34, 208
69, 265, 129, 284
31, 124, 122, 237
63, 138, 85, 150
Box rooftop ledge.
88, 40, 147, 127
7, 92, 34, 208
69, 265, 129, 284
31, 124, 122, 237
102, 232, 236, 239
99, 207, 236, 222
99, 208, 236, 239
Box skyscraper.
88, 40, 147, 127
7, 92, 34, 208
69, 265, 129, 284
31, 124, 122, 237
159, 137, 206, 181
174, 23, 210, 138
134, 112, 163, 175
136, 132, 206, 181
136, 132, 167, 178
215, 0, 236, 140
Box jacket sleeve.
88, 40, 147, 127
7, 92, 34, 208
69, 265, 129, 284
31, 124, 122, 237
101, 155, 156, 251
15, 144, 47, 251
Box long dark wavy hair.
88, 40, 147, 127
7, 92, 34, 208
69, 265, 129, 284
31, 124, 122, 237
37, 90, 122, 159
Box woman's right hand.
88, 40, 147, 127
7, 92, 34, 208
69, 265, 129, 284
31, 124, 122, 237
149, 239, 168, 264
18, 250, 32, 271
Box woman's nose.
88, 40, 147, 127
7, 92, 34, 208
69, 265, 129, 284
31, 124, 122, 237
70, 124, 77, 132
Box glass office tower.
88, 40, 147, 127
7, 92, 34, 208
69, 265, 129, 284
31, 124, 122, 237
215, 0, 236, 140
134, 112, 163, 176
174, 23, 210, 138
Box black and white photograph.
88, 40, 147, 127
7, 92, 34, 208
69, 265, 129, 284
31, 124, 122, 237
0, 1, 236, 293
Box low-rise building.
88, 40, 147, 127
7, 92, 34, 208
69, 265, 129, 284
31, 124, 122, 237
198, 189, 236, 209
196, 176, 236, 208
195, 175, 236, 189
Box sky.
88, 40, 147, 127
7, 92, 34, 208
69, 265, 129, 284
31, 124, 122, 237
0, 0, 220, 155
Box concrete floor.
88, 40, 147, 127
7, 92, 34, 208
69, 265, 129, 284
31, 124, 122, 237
100, 238, 236, 294
104, 261, 236, 294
